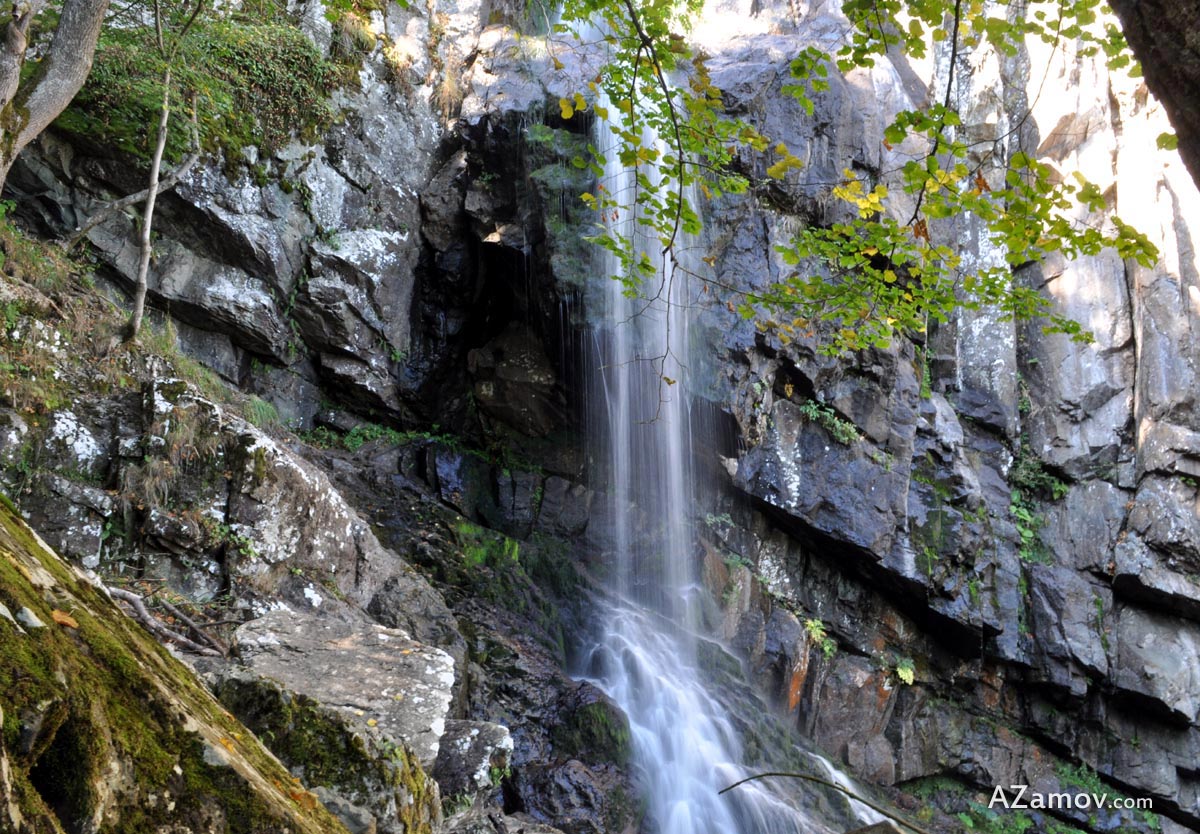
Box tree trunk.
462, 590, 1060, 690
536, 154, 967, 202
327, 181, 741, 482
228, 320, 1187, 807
0, 0, 111, 193
125, 68, 171, 342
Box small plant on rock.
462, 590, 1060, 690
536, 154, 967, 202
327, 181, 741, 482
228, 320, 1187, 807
804, 618, 837, 658
798, 399, 859, 445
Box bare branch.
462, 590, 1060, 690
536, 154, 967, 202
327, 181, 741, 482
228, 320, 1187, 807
107, 585, 222, 656
719, 771, 934, 834
153, 597, 229, 655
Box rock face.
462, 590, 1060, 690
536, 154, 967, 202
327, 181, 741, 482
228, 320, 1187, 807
5, 0, 1200, 831
638, 3, 1200, 830
448, 1, 1200, 830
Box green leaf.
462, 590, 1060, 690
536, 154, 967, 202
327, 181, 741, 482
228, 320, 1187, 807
1157, 131, 1179, 151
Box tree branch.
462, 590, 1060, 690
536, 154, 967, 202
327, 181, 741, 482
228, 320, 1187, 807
11, 0, 111, 160
719, 771, 934, 834
107, 586, 222, 656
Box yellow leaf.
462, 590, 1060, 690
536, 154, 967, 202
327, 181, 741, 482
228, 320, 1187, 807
559, 97, 574, 119
367, 718, 378, 727
663, 376, 676, 386
573, 92, 587, 112
551, 55, 564, 70
51, 610, 78, 629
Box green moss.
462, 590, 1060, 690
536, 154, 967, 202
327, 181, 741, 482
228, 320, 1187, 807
56, 16, 338, 164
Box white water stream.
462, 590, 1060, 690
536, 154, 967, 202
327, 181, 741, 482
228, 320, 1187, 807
577, 87, 870, 833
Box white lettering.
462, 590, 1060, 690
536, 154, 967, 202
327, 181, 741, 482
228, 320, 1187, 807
1010, 784, 1028, 809
988, 786, 1010, 809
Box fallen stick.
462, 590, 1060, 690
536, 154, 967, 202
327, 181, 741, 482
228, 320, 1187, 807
107, 586, 221, 657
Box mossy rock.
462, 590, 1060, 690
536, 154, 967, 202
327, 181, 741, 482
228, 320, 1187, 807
0, 498, 350, 833
215, 675, 441, 834
550, 694, 631, 767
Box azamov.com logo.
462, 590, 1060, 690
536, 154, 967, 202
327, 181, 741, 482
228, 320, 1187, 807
989, 785, 1154, 812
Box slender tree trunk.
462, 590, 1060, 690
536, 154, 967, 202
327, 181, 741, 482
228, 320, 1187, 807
126, 67, 171, 341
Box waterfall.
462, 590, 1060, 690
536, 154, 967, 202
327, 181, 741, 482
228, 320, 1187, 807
578, 86, 857, 834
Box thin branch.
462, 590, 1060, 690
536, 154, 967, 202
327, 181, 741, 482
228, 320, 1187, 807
619, 0, 686, 253
165, 0, 206, 63
719, 771, 934, 834
906, 0, 963, 226
153, 597, 229, 655
108, 586, 222, 656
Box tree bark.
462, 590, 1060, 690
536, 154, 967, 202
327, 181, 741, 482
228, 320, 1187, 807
0, 0, 111, 190
125, 67, 171, 341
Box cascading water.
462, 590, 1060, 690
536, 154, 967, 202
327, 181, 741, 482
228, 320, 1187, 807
578, 85, 865, 833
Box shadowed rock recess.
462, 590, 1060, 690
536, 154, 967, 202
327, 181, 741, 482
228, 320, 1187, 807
2, 0, 1200, 832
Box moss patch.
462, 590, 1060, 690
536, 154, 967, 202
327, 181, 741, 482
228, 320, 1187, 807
56, 15, 338, 164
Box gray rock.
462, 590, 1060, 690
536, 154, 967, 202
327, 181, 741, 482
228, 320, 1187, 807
299, 229, 416, 364
367, 570, 467, 674
433, 720, 514, 798
235, 608, 457, 767
1112, 535, 1200, 621
1040, 480, 1131, 573
14, 607, 44, 629
468, 325, 564, 438
444, 806, 566, 834
534, 477, 592, 539
1020, 252, 1135, 478
1128, 476, 1200, 572
734, 398, 908, 560
214, 667, 442, 834
1026, 564, 1110, 694
1114, 606, 1200, 724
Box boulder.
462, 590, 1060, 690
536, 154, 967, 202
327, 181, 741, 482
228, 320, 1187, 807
433, 720, 514, 799
234, 608, 457, 768
214, 669, 442, 834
